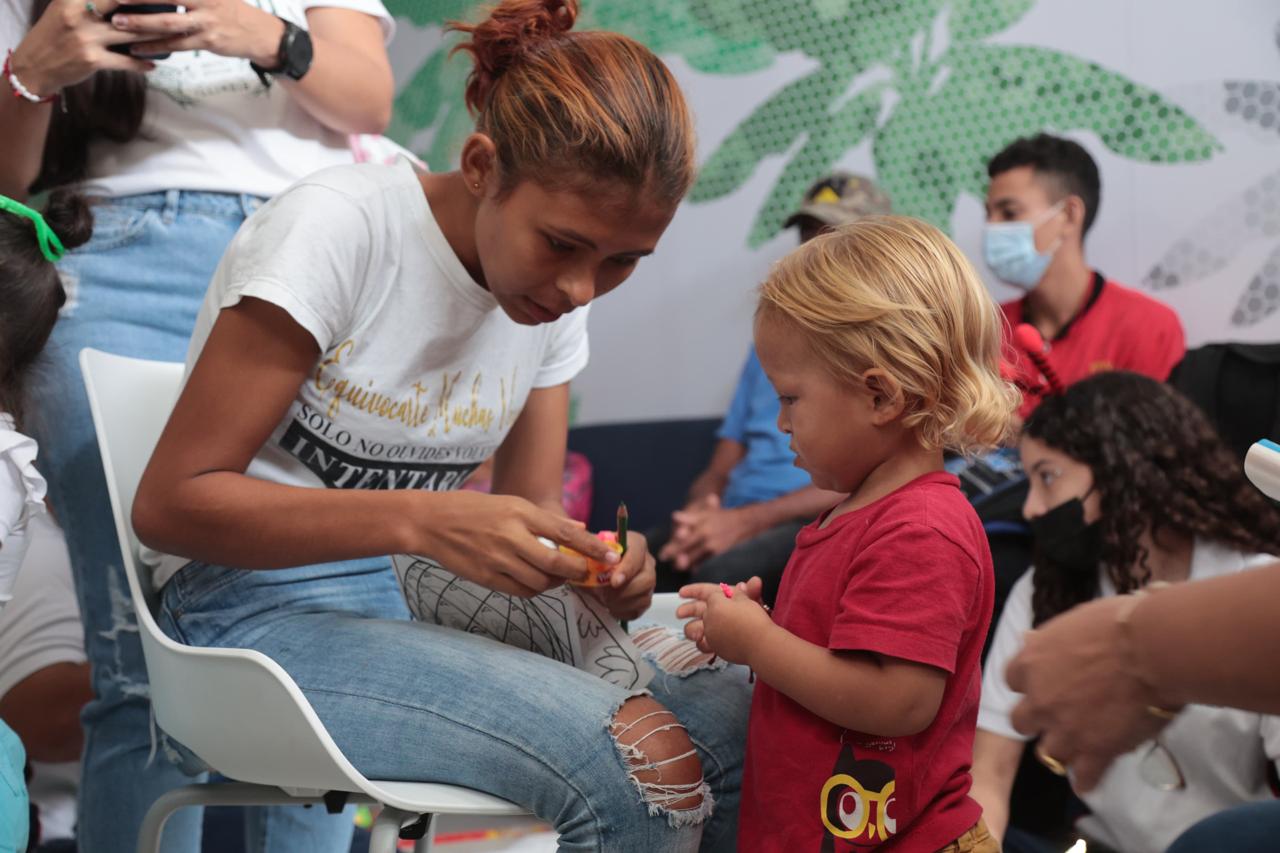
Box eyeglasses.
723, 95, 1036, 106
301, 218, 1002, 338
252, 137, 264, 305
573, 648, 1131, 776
1138, 736, 1185, 791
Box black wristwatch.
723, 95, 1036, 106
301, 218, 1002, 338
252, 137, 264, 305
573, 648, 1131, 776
250, 18, 313, 87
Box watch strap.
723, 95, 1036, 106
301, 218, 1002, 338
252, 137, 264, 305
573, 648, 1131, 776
250, 18, 312, 85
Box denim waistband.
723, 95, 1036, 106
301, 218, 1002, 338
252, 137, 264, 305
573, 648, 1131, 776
94, 189, 266, 219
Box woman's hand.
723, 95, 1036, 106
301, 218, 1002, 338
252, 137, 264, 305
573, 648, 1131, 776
10, 0, 155, 97
108, 0, 285, 64
595, 531, 656, 621
677, 577, 768, 662
409, 491, 621, 599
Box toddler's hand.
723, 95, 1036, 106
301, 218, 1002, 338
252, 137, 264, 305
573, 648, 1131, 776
678, 579, 771, 664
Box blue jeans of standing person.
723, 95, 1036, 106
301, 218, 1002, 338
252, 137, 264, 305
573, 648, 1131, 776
159, 557, 752, 852
32, 191, 354, 853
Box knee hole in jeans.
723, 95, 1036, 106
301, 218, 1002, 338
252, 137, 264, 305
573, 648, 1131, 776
609, 696, 712, 828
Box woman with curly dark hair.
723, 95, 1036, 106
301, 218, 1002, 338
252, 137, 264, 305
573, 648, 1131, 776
970, 371, 1280, 853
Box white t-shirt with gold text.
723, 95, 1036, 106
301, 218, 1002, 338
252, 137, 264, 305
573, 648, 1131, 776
147, 159, 589, 587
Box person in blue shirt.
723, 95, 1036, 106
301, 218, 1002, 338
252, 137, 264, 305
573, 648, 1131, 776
655, 172, 892, 604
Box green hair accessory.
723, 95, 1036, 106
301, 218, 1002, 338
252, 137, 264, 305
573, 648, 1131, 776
0, 194, 66, 263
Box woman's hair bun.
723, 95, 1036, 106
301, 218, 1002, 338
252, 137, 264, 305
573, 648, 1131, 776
449, 0, 579, 114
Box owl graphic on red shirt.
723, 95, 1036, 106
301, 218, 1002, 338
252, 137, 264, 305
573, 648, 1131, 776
819, 743, 899, 851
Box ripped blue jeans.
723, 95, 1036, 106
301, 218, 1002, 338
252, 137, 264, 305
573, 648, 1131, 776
159, 557, 751, 852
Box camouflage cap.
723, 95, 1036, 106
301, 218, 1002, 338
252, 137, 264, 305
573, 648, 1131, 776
784, 171, 892, 229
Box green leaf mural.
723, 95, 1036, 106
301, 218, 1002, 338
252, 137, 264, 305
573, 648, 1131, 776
949, 0, 1034, 43
748, 83, 884, 245
871, 44, 1222, 234
690, 66, 852, 203
383, 0, 1222, 244
382, 0, 473, 169
382, 0, 473, 27
584, 0, 774, 74
698, 2, 1222, 244
382, 0, 774, 172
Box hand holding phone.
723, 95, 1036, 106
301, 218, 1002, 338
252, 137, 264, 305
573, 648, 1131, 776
106, 4, 180, 59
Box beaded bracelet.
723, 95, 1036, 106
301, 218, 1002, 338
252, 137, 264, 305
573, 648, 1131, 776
4, 49, 58, 104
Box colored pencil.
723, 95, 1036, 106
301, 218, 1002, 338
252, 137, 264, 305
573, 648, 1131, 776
616, 501, 629, 556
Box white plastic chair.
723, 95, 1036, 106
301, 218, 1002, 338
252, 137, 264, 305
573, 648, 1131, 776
79, 348, 527, 853
640, 589, 686, 632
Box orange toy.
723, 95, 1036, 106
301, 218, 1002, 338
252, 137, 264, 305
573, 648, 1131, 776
561, 530, 623, 587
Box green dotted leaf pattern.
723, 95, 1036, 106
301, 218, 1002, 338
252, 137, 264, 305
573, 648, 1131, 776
386, 48, 465, 171
381, 0, 474, 171
382, 0, 474, 27
949, 0, 1034, 43
747, 85, 884, 246
873, 97, 961, 231
383, 0, 1223, 243
583, 1, 775, 74
874, 44, 1223, 229
687, 2, 1219, 240
688, 0, 941, 66
690, 67, 851, 204
384, 0, 777, 171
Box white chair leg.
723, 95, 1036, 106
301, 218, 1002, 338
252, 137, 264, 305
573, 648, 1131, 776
370, 806, 413, 853
136, 781, 354, 853
137, 783, 283, 853
137, 785, 208, 853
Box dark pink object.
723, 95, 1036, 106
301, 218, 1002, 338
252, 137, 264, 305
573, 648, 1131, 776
1013, 323, 1065, 395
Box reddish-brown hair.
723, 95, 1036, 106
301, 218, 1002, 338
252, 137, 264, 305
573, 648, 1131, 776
449, 0, 696, 206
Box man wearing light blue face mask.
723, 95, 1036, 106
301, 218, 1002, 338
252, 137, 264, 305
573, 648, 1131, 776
983, 134, 1185, 419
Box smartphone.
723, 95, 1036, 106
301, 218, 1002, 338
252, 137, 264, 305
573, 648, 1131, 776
106, 4, 181, 60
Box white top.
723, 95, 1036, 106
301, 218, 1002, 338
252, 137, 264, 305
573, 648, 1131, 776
0, 415, 47, 612
146, 159, 591, 587
1, 0, 393, 198
980, 540, 1280, 853
0, 513, 83, 841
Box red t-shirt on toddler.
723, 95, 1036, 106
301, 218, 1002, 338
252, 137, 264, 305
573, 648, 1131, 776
738, 471, 993, 852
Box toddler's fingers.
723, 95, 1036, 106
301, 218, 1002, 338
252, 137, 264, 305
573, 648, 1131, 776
675, 600, 704, 620
678, 582, 720, 601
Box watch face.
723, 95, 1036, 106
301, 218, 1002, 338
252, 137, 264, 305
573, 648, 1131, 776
283, 24, 314, 79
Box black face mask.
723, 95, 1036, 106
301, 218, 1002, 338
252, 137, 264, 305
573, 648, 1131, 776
1029, 497, 1102, 574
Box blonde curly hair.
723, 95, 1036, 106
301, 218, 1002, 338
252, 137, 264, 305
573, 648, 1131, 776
757, 215, 1017, 454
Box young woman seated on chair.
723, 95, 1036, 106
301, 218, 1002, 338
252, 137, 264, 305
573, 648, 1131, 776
130, 2, 750, 849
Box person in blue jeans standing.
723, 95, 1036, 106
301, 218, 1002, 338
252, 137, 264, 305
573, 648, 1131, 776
0, 0, 394, 848
655, 172, 892, 605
